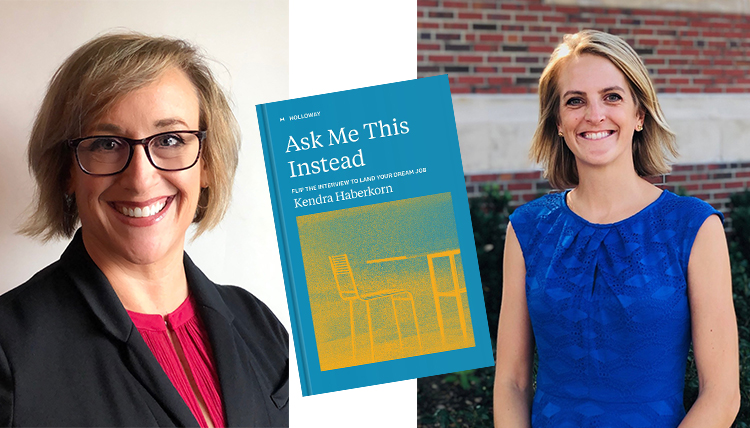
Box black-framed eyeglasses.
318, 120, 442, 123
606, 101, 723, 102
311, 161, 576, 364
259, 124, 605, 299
67, 130, 206, 176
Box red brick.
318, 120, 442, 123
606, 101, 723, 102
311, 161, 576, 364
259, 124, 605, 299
666, 174, 687, 182
679, 30, 699, 37
418, 43, 441, 50
645, 58, 665, 65
469, 173, 499, 182
557, 26, 580, 34
673, 165, 695, 172
418, 0, 438, 6
480, 34, 504, 42
705, 87, 724, 93
513, 171, 542, 180
679, 87, 702, 93
443, 1, 468, 8
458, 76, 484, 84
516, 15, 539, 22
704, 69, 726, 76
500, 3, 524, 10
702, 183, 722, 190
429, 11, 454, 18
429, 55, 454, 62
682, 184, 700, 191
680, 49, 700, 56
486, 13, 512, 20
475, 87, 500, 94
465, 34, 476, 42
528, 4, 553, 12
726, 181, 744, 189
436, 33, 461, 40
645, 19, 666, 26
488, 77, 512, 85
502, 66, 526, 73
508, 183, 533, 191
473, 2, 497, 9
556, 6, 581, 14
450, 86, 471, 94
703, 31, 725, 38
528, 45, 554, 53
596, 17, 617, 25
680, 69, 700, 75
474, 66, 497, 73
418, 22, 440, 29
657, 68, 678, 75
715, 59, 733, 66
443, 22, 469, 29
657, 49, 678, 55
458, 55, 483, 63
727, 87, 749, 93
669, 59, 688, 65
634, 29, 654, 35
542, 15, 566, 23
501, 86, 530, 94
458, 12, 482, 19
488, 56, 512, 63
737, 171, 750, 178
670, 78, 689, 85
639, 39, 660, 46
523, 193, 539, 202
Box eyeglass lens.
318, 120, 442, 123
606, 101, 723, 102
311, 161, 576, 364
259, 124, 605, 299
76, 132, 201, 175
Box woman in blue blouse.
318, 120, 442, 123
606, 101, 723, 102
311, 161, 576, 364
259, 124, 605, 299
493, 30, 739, 427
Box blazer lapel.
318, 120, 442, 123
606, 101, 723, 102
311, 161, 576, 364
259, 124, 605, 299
61, 230, 199, 427
186, 255, 273, 427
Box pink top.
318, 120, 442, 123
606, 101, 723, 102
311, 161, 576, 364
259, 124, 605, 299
128, 296, 225, 428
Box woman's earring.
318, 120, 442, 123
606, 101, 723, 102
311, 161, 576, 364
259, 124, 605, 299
636, 124, 643, 132
558, 130, 564, 137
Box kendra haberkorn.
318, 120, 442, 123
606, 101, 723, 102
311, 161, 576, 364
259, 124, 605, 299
293, 185, 394, 208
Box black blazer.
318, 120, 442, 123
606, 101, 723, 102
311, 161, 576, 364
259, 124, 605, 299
0, 231, 289, 427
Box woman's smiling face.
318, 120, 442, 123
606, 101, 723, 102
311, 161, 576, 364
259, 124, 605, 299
557, 53, 645, 172
69, 67, 207, 267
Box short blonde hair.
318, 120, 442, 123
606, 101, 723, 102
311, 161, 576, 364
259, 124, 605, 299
530, 29, 677, 189
20, 32, 240, 241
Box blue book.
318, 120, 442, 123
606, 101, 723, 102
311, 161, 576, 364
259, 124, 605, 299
256, 76, 494, 396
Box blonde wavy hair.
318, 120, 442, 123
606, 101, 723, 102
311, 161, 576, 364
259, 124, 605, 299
530, 29, 677, 189
20, 32, 240, 241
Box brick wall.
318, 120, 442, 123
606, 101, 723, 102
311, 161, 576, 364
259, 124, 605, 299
465, 162, 750, 217
418, 0, 750, 94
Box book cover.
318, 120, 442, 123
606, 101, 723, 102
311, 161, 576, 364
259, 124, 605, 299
256, 75, 494, 396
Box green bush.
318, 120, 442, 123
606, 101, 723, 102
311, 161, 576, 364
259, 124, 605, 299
418, 188, 750, 427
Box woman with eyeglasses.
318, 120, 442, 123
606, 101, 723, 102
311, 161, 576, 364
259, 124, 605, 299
493, 30, 739, 427
0, 33, 288, 427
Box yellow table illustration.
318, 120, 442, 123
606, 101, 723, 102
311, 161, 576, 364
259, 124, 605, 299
297, 192, 475, 371
329, 254, 423, 363
368, 249, 469, 346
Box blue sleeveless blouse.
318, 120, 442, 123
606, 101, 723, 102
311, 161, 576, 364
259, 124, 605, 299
509, 190, 722, 428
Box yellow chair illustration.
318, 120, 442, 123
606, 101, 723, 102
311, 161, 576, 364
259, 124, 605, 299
427, 249, 469, 344
329, 254, 422, 362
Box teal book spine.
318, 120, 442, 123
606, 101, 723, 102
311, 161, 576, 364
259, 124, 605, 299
256, 75, 494, 396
